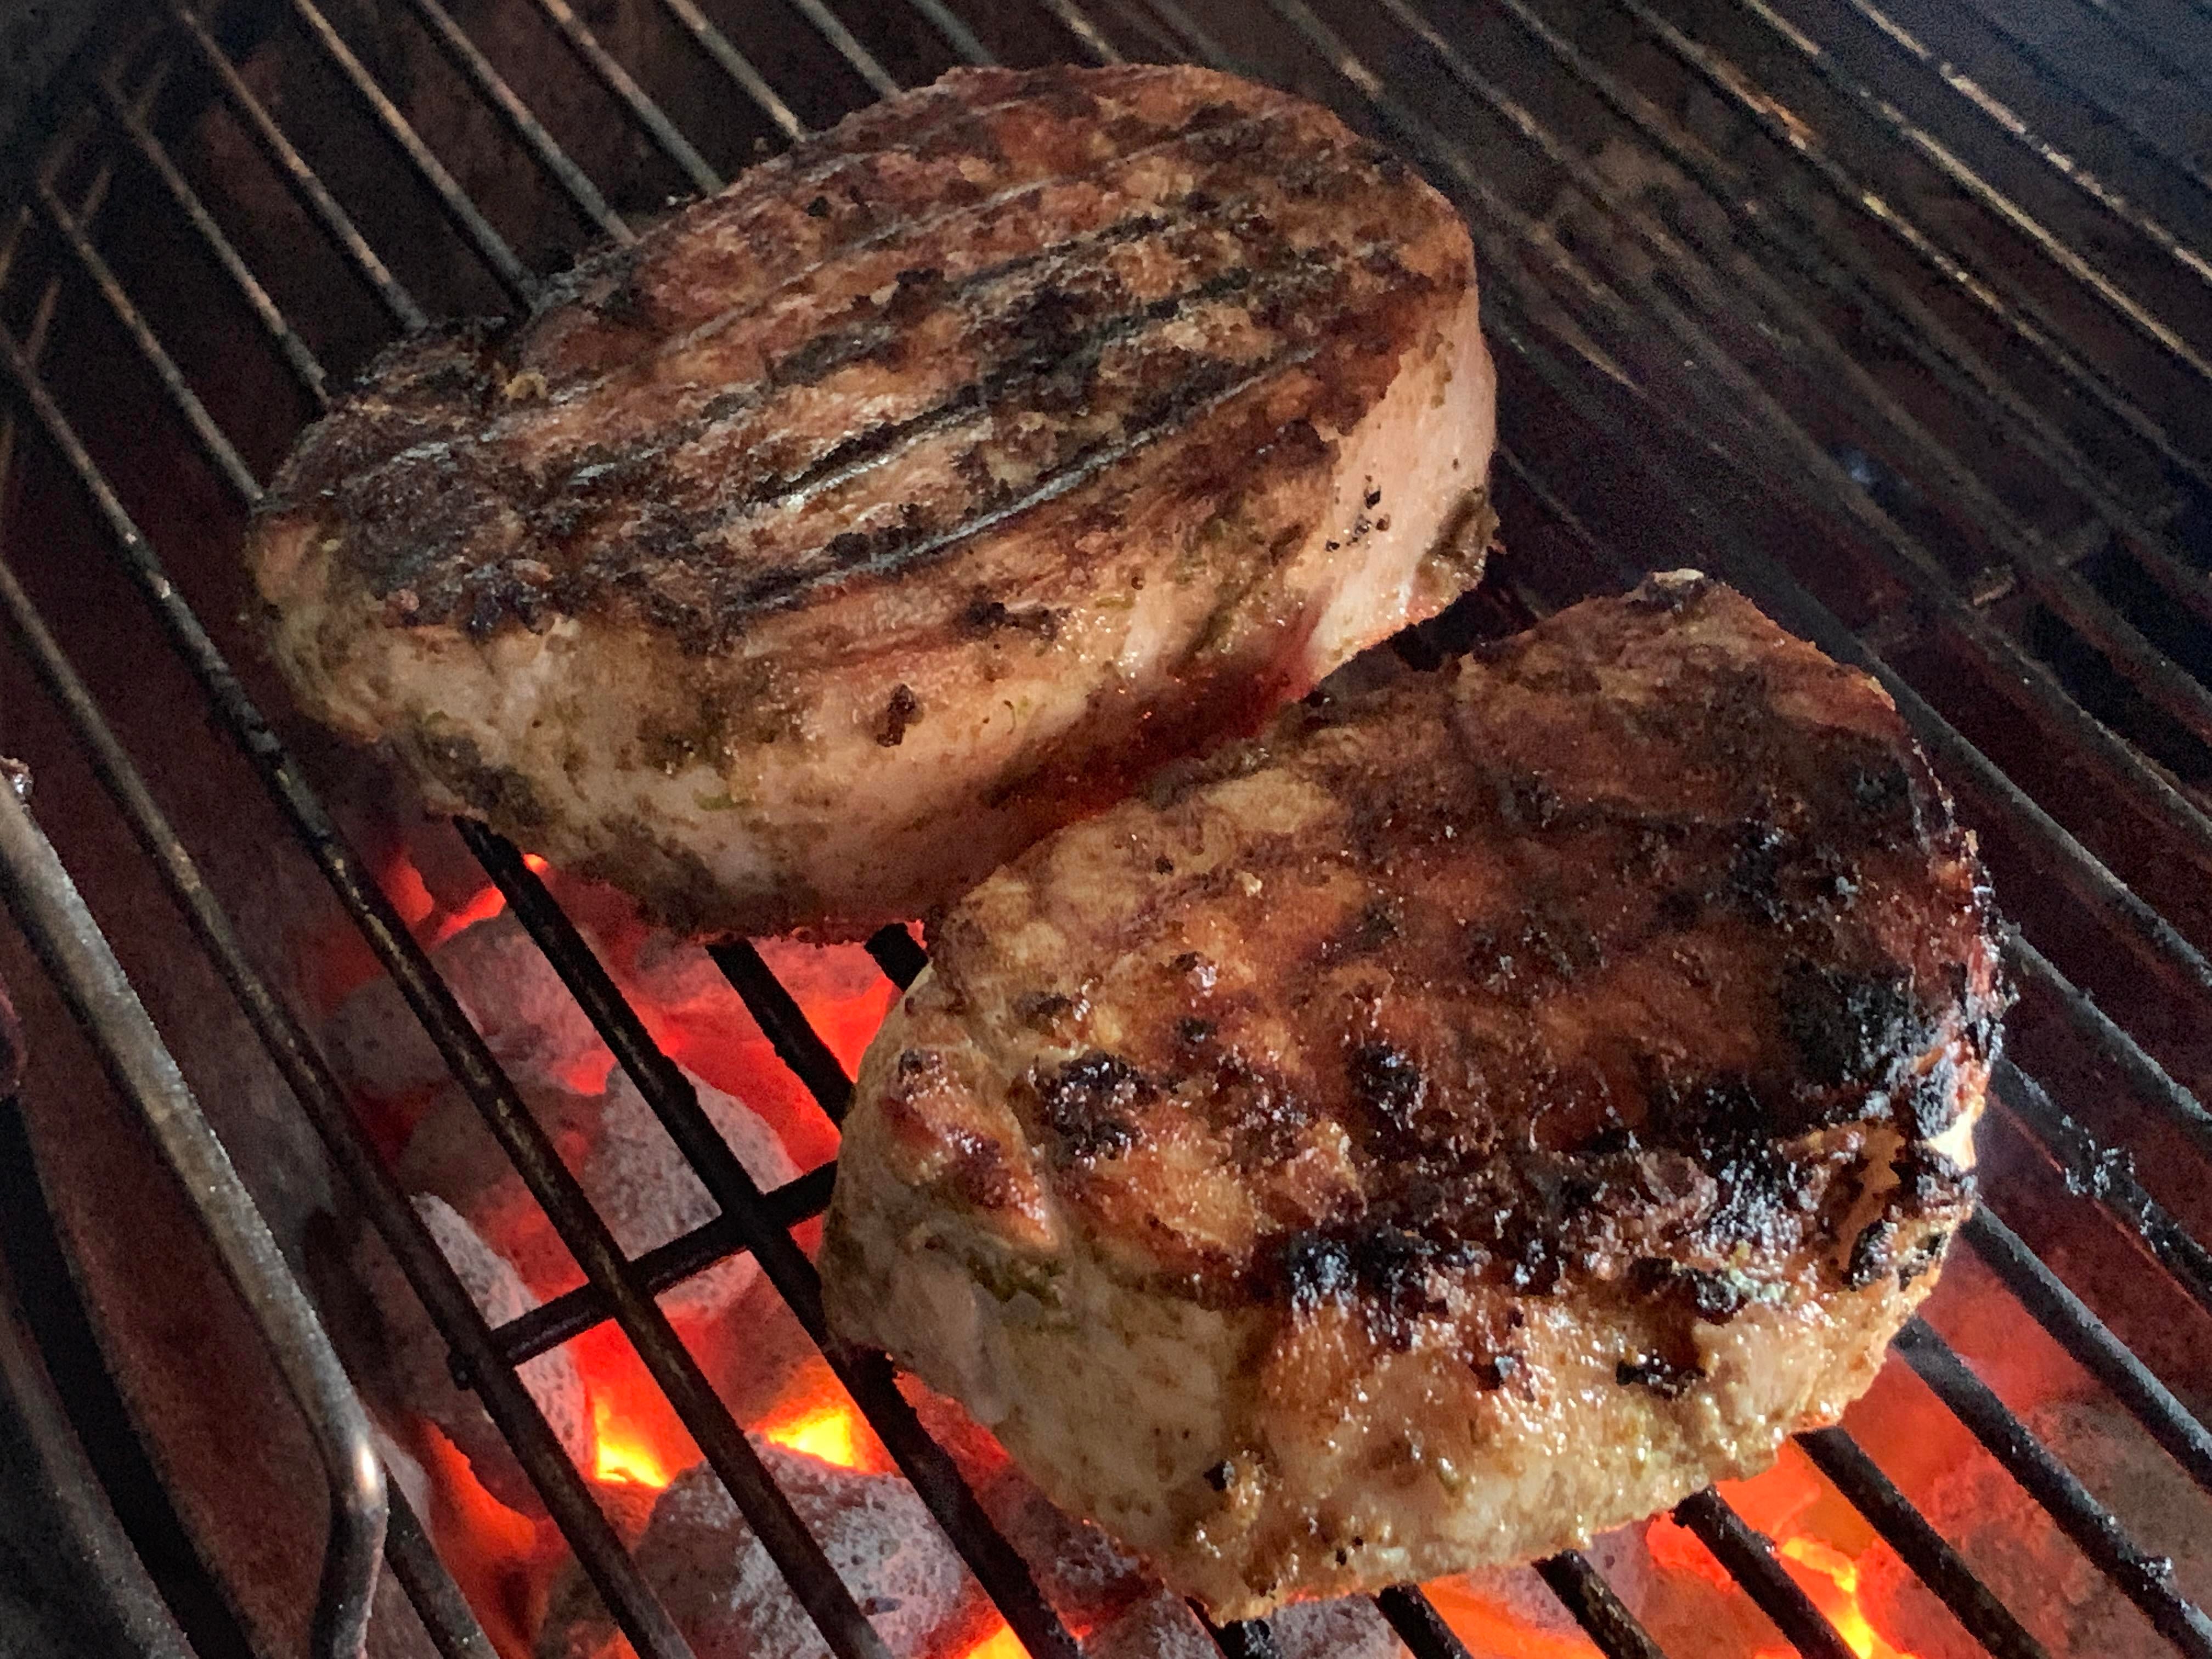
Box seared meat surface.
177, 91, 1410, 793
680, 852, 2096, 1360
823, 573, 2006, 1616
247, 63, 1496, 938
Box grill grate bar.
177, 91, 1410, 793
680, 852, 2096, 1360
1115, 0, 1254, 75
1796, 1428, 2051, 1659
528, 0, 721, 194
382, 1485, 497, 1659
1897, 0, 2212, 239
1533, 1553, 1672, 1659
2007, 934, 2212, 1161
33, 173, 262, 501
1484, 278, 2212, 1013
0, 371, 707, 1659
1463, 0, 2212, 640
708, 940, 856, 1121
2069, 0, 2212, 97
1893, 1321, 2212, 1658
1250, 0, 2212, 1011
904, 0, 996, 65
1204, 1613, 1284, 1658
1496, 292, 2212, 1319
786, 0, 904, 98
0, 780, 388, 1659
92, 67, 332, 403
1255, 0, 2212, 1279
649, 0, 806, 140
1039, 0, 1127, 61
1991, 1059, 2212, 1318
1732, 0, 2212, 387
1379, 0, 2212, 838
1600, 0, 2212, 493
459, 823, 1086, 1659
492, 1162, 839, 1366
1962, 1208, 2212, 1497
1671, 1491, 1858, 1659
281, 0, 541, 306
0, 328, 899, 1659
1374, 1585, 1476, 1659
863, 923, 928, 991
164, 0, 427, 330
401, 0, 634, 242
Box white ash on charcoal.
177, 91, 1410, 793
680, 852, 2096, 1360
399, 1063, 798, 1327
537, 1448, 987, 1659
348, 1194, 591, 1518
1870, 1395, 2212, 1658
321, 912, 612, 1100
907, 1387, 1404, 1657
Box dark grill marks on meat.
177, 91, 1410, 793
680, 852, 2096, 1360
958, 578, 2006, 1342
266, 76, 1449, 652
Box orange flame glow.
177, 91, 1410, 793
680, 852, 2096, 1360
591, 1393, 675, 1491
956, 1624, 1029, 1659
760, 1393, 878, 1473
1420, 1577, 1602, 1658
1643, 1447, 1929, 1659
1759, 1535, 1921, 1659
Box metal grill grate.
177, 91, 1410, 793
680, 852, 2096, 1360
0, 0, 2208, 1656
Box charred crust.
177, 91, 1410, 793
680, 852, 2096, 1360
1628, 1257, 1746, 1323
1615, 1355, 1707, 1398
1347, 1042, 1426, 1139
1034, 1051, 1152, 1161
411, 725, 548, 831
876, 684, 921, 748
1843, 1217, 1899, 1290
1471, 1351, 1522, 1391
1282, 1232, 1356, 1313
264, 75, 1458, 652
961, 598, 1062, 642
1202, 1460, 1234, 1492
1780, 961, 1936, 1090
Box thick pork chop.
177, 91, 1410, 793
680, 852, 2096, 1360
822, 572, 2007, 1616
247, 63, 1496, 938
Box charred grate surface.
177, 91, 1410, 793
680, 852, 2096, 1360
0, 0, 2206, 1657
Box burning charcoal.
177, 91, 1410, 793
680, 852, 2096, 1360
351, 1194, 590, 1520
400, 1064, 799, 1327
975, 1442, 1398, 1657
1080, 1589, 1220, 1658
537, 1448, 985, 1659
323, 913, 614, 1099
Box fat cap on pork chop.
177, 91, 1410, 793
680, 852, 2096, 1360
246, 63, 1497, 939
823, 572, 2007, 1616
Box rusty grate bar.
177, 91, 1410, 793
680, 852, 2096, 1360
1672, 1492, 1857, 1659
280, 0, 541, 306
1961, 1207, 2212, 1497
400, 0, 634, 241
459, 825, 1085, 1659
528, 0, 720, 193
1894, 1322, 2212, 1658
1795, 1429, 2051, 1659
0, 324, 899, 1659
164, 0, 427, 330
493, 1164, 839, 1367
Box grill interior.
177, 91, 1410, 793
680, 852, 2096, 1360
1, 1, 2210, 1656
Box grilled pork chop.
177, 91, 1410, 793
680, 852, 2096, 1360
246, 64, 1496, 938
822, 572, 2006, 1616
